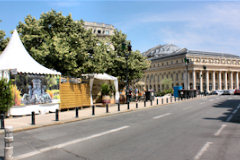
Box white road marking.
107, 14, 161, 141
15, 126, 130, 160
226, 104, 240, 122
214, 124, 227, 136
153, 113, 172, 119
200, 102, 205, 104
194, 142, 213, 160
209, 99, 214, 101
226, 115, 233, 122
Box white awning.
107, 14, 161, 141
0, 29, 61, 75
82, 73, 117, 80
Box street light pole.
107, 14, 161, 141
184, 57, 190, 90
123, 42, 132, 103
203, 65, 207, 95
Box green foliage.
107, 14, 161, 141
108, 30, 150, 89
0, 20, 9, 53
17, 10, 106, 77
101, 83, 115, 96
0, 79, 14, 113
156, 89, 173, 97
16, 10, 150, 86
162, 78, 173, 89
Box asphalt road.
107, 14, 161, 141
1, 95, 240, 160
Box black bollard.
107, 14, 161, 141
1, 113, 5, 129
31, 111, 35, 125
75, 107, 79, 118
55, 109, 59, 121
157, 99, 159, 105
151, 100, 153, 106
162, 98, 164, 104
106, 104, 109, 113
136, 102, 138, 108
144, 101, 146, 107
92, 105, 95, 115
118, 103, 120, 111
127, 102, 130, 110
175, 97, 176, 102
166, 98, 168, 103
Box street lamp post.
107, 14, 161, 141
203, 65, 207, 95
122, 42, 132, 103
184, 57, 190, 90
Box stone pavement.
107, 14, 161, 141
0, 95, 205, 134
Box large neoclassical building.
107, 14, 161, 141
142, 44, 240, 93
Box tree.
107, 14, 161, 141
17, 10, 105, 77
0, 79, 13, 113
162, 78, 173, 89
108, 30, 150, 89
16, 10, 150, 84
0, 20, 9, 53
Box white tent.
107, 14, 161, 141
83, 73, 120, 105
0, 29, 61, 76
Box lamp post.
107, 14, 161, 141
203, 65, 207, 95
184, 57, 190, 90
122, 42, 132, 103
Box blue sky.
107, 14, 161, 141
1, 0, 240, 55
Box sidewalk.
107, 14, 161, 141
0, 95, 205, 134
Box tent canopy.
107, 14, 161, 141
83, 73, 117, 81
0, 29, 61, 75
83, 73, 119, 105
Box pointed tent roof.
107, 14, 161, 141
0, 30, 61, 75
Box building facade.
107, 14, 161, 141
84, 21, 115, 39
143, 44, 240, 93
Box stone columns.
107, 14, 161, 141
193, 70, 196, 90
230, 72, 233, 90
219, 71, 222, 90
225, 72, 228, 90
206, 70, 209, 92
200, 70, 203, 92
212, 71, 215, 91
236, 72, 239, 89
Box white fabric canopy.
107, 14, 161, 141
0, 29, 61, 75
83, 73, 120, 105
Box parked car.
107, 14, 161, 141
211, 90, 223, 95
234, 89, 240, 95
222, 90, 235, 95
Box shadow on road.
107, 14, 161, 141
203, 97, 240, 123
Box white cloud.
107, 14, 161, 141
123, 2, 240, 55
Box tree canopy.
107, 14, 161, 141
108, 30, 150, 88
0, 20, 9, 53
16, 10, 150, 87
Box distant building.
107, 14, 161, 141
84, 21, 115, 39
142, 44, 240, 93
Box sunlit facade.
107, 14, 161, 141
143, 44, 240, 93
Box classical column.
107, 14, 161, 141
236, 72, 239, 89
200, 70, 203, 92
188, 72, 190, 89
193, 70, 196, 90
206, 70, 209, 92
225, 71, 228, 90
212, 71, 215, 91
218, 71, 222, 90
230, 72, 233, 90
